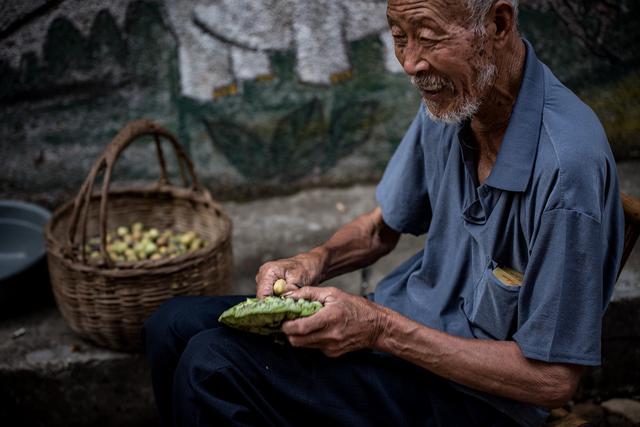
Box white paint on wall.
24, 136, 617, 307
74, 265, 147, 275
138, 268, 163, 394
181, 22, 236, 100
231, 48, 272, 81
0, 0, 403, 102
165, 0, 234, 100
191, 0, 398, 93
193, 0, 294, 51
380, 31, 405, 74
291, 0, 350, 85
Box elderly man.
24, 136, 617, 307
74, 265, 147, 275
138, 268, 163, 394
144, 0, 624, 426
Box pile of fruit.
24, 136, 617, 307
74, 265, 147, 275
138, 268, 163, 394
82, 222, 208, 263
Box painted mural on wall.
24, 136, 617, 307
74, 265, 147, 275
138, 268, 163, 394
0, 0, 638, 206
170, 0, 402, 99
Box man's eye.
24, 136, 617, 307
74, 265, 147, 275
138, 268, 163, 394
392, 34, 407, 45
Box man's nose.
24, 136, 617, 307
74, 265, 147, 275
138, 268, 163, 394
402, 43, 430, 76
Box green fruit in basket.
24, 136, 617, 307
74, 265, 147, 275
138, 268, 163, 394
148, 228, 160, 240
114, 242, 128, 254
218, 296, 323, 335
124, 248, 137, 261
145, 242, 157, 255
190, 238, 202, 251
179, 231, 195, 246
81, 223, 210, 264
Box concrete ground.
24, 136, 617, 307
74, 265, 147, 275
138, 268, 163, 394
1, 161, 640, 426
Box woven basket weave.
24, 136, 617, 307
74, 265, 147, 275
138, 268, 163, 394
45, 119, 232, 351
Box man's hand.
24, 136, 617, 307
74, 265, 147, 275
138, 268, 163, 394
281, 286, 384, 357
255, 250, 326, 298
255, 207, 399, 299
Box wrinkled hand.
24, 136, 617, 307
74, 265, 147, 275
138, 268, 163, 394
255, 250, 326, 298
281, 286, 385, 357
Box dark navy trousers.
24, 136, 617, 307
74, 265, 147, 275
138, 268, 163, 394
143, 295, 520, 427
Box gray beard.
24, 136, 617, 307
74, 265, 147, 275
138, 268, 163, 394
422, 62, 497, 125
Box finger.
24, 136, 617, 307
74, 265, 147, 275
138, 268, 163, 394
287, 332, 346, 358
256, 284, 275, 298
284, 285, 330, 302
286, 330, 329, 348
283, 283, 300, 293
281, 308, 330, 335
322, 348, 343, 358
284, 269, 306, 288
255, 264, 287, 298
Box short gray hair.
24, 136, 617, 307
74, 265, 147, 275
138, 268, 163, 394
465, 0, 519, 32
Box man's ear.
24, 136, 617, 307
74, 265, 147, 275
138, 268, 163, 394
487, 0, 517, 49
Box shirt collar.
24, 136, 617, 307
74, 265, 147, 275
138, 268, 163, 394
484, 38, 545, 193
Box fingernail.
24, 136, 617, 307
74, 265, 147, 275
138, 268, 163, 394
283, 291, 293, 297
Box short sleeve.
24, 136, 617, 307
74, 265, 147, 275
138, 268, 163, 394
513, 209, 608, 365
375, 108, 431, 235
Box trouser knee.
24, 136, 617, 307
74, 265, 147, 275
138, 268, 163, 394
143, 296, 196, 357
143, 295, 247, 359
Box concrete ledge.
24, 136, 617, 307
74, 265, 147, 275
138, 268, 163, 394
0, 308, 157, 427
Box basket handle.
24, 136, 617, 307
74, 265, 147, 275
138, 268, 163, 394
64, 119, 207, 266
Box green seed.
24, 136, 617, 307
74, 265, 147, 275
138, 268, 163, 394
273, 279, 287, 295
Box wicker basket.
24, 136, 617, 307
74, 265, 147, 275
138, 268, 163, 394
45, 119, 232, 351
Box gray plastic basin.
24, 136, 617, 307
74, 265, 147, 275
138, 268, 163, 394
0, 200, 52, 282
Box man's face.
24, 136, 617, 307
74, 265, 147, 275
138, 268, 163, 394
387, 0, 496, 124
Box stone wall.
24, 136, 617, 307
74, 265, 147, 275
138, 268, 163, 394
0, 0, 638, 206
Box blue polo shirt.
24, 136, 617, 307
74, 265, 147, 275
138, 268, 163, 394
374, 40, 624, 426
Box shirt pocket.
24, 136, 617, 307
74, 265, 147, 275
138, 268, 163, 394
463, 259, 521, 340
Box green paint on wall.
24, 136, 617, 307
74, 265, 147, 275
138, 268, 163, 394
44, 17, 91, 77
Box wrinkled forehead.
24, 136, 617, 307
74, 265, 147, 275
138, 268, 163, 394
387, 0, 465, 7
386, 0, 470, 25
